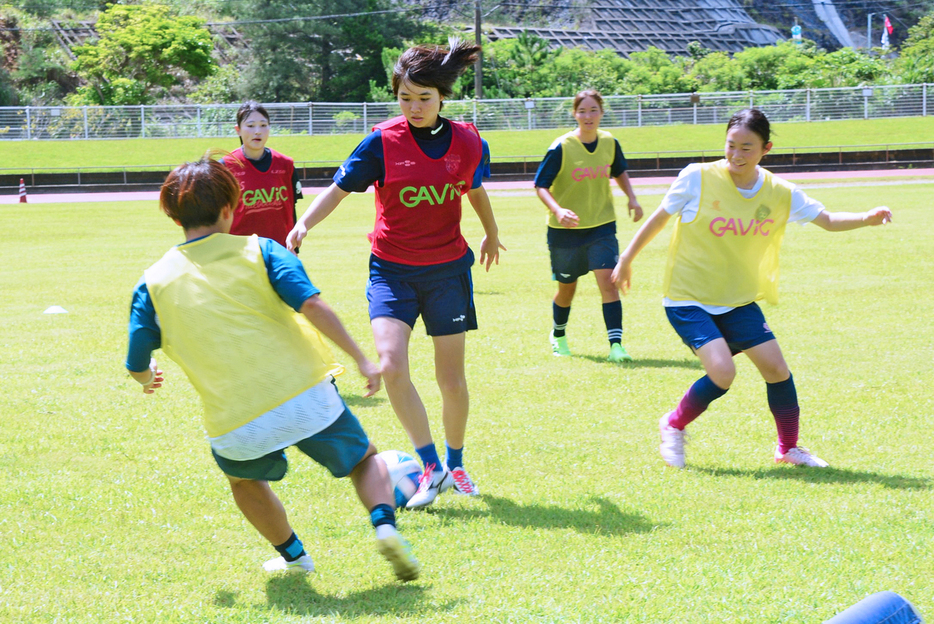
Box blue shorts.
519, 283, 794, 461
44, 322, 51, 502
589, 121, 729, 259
211, 408, 370, 481
665, 302, 776, 355
367, 271, 477, 336
549, 234, 619, 283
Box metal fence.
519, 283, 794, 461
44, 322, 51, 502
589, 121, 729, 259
1, 84, 931, 141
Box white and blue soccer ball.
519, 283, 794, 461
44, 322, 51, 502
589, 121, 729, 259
377, 450, 422, 508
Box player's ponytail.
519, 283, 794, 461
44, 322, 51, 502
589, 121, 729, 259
391, 37, 481, 104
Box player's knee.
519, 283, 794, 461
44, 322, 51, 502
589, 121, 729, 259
378, 356, 410, 385
708, 362, 736, 389
436, 372, 468, 398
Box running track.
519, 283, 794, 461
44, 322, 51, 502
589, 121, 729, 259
2, 168, 932, 204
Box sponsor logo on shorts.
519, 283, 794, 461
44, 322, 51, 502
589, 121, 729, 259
559, 273, 571, 278
763, 322, 771, 333
453, 315, 466, 322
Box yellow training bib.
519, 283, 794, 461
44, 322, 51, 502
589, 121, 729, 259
663, 160, 792, 307
145, 234, 343, 437
547, 130, 617, 229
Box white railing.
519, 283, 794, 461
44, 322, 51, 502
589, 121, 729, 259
1, 84, 930, 141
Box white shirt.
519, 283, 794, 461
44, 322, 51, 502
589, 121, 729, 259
659, 164, 825, 314
209, 376, 345, 461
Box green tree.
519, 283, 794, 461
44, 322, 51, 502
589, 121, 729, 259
69, 4, 215, 105
237, 0, 427, 103
896, 11, 934, 83
813, 48, 889, 88
622, 47, 694, 94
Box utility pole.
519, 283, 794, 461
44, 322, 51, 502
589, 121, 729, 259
867, 12, 874, 49
475, 0, 483, 100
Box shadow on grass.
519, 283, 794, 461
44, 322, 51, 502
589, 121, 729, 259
340, 394, 388, 407
257, 575, 456, 618
431, 494, 658, 535
576, 354, 702, 370
694, 465, 931, 490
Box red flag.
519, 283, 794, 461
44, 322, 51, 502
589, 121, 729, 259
884, 15, 893, 35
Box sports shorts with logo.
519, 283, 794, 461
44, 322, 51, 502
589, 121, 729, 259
665, 302, 776, 355
547, 222, 618, 283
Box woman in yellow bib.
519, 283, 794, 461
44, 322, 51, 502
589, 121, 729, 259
612, 109, 892, 469
535, 89, 643, 362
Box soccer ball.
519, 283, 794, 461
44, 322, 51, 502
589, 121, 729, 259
377, 450, 422, 508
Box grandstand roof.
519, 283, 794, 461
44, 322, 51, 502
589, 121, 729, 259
479, 0, 784, 57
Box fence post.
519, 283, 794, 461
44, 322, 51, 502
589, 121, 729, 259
141, 105, 146, 138
473, 99, 478, 125
197, 106, 202, 138
923, 84, 928, 117
637, 95, 642, 127
864, 92, 869, 119
362, 102, 368, 132
25, 106, 31, 140
806, 89, 811, 122
83, 106, 89, 139
749, 91, 754, 108
692, 102, 697, 125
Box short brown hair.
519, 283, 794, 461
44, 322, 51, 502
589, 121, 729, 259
573, 89, 604, 112
159, 152, 241, 230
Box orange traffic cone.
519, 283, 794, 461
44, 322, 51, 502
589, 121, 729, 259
19, 178, 27, 203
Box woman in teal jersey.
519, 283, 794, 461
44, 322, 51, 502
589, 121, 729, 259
534, 89, 643, 363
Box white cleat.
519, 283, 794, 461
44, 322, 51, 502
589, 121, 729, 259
659, 413, 686, 468
774, 446, 829, 468
262, 554, 315, 573
405, 463, 454, 509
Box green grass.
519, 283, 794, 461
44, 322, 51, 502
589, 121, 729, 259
1, 181, 932, 622
11, 116, 934, 170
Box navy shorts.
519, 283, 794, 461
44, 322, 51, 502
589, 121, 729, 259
211, 408, 371, 481
550, 234, 619, 283
367, 271, 477, 336
665, 302, 776, 355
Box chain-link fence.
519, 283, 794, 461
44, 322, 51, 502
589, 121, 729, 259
1, 84, 931, 141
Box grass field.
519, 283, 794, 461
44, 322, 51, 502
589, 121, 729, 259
11, 116, 934, 170
1, 180, 932, 623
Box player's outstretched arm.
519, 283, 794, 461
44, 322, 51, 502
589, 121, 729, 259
812, 206, 892, 232
613, 172, 644, 223
128, 358, 164, 394
535, 186, 579, 228
466, 186, 506, 272
612, 206, 671, 294
300, 294, 381, 397
286, 183, 351, 253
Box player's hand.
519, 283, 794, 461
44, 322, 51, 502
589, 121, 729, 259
142, 358, 164, 394
357, 358, 381, 398
555, 208, 579, 228
864, 206, 892, 226
286, 223, 308, 254
628, 199, 644, 223
479, 235, 506, 272
611, 260, 632, 295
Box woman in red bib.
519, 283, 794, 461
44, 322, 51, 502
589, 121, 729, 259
287, 40, 504, 509
612, 109, 891, 470
223, 101, 303, 247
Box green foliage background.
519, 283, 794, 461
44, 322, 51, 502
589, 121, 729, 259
2, 3, 934, 106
